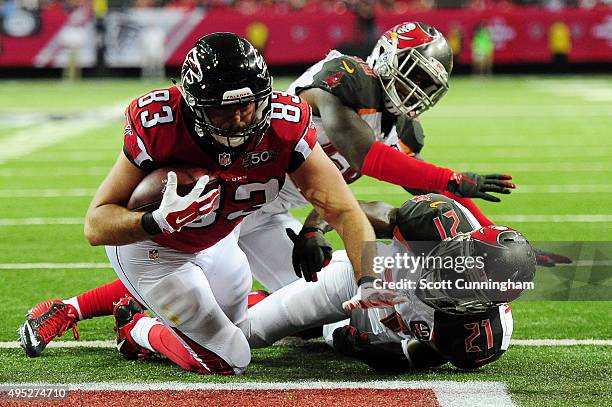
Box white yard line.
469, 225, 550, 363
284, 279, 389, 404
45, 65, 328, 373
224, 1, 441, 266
1, 184, 611, 199
1, 338, 611, 350
1, 260, 609, 269
0, 167, 109, 177
0, 263, 110, 270
0, 381, 516, 407
528, 79, 612, 102
512, 339, 612, 346
0, 218, 83, 226
449, 162, 612, 172
430, 105, 612, 117
0, 340, 115, 349
1, 215, 612, 227
0, 104, 123, 166
494, 214, 612, 222
0, 188, 96, 197
515, 185, 612, 193
1, 163, 610, 176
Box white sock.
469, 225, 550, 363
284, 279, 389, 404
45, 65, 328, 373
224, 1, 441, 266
63, 297, 83, 320
130, 317, 163, 353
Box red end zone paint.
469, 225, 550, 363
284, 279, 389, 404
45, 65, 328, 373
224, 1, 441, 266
22, 389, 440, 407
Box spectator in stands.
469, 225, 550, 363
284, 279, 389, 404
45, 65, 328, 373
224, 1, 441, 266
471, 22, 494, 76
447, 23, 463, 66
548, 20, 571, 72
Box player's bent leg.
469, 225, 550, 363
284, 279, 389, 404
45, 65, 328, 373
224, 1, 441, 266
18, 279, 141, 357
113, 296, 236, 374
107, 239, 251, 375
239, 210, 302, 291
246, 251, 357, 348
145, 268, 250, 375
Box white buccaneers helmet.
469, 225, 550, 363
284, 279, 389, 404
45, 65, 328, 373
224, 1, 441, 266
367, 22, 453, 118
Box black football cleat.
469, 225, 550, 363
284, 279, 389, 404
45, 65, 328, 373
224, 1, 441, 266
113, 296, 153, 360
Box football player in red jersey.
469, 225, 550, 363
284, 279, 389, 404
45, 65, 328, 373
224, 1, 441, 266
20, 33, 381, 375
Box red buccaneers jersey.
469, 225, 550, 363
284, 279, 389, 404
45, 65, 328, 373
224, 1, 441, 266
123, 87, 317, 253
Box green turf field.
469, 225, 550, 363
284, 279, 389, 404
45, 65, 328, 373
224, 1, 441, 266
0, 76, 610, 406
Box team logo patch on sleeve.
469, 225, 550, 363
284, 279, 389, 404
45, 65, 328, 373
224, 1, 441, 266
124, 122, 133, 136
324, 72, 344, 88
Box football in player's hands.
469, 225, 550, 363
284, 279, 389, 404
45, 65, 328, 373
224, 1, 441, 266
127, 166, 219, 212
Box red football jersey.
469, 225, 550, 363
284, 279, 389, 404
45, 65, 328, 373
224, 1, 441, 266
123, 87, 317, 253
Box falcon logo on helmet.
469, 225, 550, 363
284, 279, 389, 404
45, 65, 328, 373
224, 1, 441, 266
181, 48, 203, 85
368, 22, 453, 118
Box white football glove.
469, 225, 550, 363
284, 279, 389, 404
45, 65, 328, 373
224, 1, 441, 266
151, 171, 219, 234
342, 281, 408, 311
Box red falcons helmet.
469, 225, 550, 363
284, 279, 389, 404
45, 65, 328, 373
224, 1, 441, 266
416, 226, 536, 315
367, 22, 452, 118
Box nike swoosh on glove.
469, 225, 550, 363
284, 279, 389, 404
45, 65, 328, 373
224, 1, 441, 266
152, 171, 219, 234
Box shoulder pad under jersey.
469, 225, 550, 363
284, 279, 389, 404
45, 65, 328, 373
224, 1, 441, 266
123, 87, 183, 171
395, 193, 477, 243
269, 91, 317, 173
296, 55, 383, 111
396, 116, 425, 155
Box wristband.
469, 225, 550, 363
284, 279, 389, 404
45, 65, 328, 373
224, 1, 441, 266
357, 275, 377, 286
141, 212, 162, 235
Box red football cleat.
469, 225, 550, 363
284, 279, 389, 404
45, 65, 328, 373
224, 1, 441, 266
18, 299, 80, 357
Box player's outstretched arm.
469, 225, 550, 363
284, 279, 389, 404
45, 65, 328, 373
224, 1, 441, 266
301, 88, 514, 201
289, 143, 376, 282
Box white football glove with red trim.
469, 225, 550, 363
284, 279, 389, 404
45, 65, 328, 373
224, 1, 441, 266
152, 171, 219, 234
342, 279, 408, 311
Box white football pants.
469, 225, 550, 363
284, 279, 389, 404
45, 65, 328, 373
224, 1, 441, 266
107, 231, 252, 374
238, 209, 302, 291
246, 250, 400, 349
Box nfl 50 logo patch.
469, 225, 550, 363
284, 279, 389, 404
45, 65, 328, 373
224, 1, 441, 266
243, 150, 277, 168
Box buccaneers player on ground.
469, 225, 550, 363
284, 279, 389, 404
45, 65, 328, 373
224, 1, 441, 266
243, 193, 535, 371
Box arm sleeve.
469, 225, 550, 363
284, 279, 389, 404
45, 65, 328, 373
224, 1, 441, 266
361, 141, 453, 192
441, 192, 494, 226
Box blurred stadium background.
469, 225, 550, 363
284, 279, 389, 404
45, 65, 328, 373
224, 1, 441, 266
1, 1, 611, 406
1, 0, 611, 78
